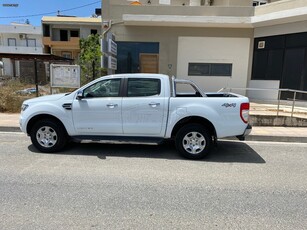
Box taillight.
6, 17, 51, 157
240, 103, 250, 123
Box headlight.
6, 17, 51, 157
21, 104, 29, 111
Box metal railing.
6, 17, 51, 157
218, 87, 307, 118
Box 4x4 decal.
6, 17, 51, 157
222, 103, 236, 108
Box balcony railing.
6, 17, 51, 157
0, 45, 43, 54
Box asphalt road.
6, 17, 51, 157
0, 132, 307, 230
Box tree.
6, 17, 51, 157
78, 34, 105, 85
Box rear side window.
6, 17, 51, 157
127, 78, 161, 97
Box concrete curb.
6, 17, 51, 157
250, 115, 307, 127
1, 126, 307, 144
0, 126, 21, 132
244, 135, 307, 143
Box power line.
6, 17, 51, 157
0, 1, 100, 19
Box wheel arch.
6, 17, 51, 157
171, 116, 217, 139
26, 114, 67, 135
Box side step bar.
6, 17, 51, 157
71, 135, 165, 145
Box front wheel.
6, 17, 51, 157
30, 119, 68, 153
175, 124, 212, 159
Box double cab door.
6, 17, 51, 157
72, 76, 168, 136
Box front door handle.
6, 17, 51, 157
106, 103, 118, 108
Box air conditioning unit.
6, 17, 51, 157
19, 34, 27, 39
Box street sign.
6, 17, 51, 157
101, 32, 117, 71
108, 39, 117, 56
108, 56, 117, 70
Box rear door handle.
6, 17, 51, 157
149, 102, 160, 107
106, 103, 118, 108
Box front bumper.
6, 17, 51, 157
236, 124, 252, 141
19, 115, 27, 133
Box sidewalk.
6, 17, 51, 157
1, 113, 307, 143
0, 113, 20, 132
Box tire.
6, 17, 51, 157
175, 124, 212, 160
30, 119, 68, 153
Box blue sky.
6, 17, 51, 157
0, 0, 101, 26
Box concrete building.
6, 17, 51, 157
0, 23, 43, 77
252, 0, 307, 99
102, 0, 307, 99
42, 16, 102, 61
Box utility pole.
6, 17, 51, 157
34, 59, 39, 97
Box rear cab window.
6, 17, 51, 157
127, 78, 161, 97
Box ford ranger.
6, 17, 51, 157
20, 74, 251, 159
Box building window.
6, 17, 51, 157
91, 29, 98, 35
43, 24, 50, 37
188, 63, 232, 77
26, 39, 36, 47
62, 52, 72, 59
8, 38, 16, 46
70, 30, 79, 37
60, 30, 68, 41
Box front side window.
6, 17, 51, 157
83, 79, 121, 98
127, 78, 160, 97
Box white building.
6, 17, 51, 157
0, 23, 43, 77
102, 0, 307, 99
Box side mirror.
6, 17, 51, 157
76, 90, 84, 100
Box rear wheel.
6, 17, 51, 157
175, 124, 212, 159
30, 119, 68, 153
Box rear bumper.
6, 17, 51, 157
236, 124, 252, 141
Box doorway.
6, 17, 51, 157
116, 42, 159, 74
281, 48, 306, 99
140, 53, 159, 73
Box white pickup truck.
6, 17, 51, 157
20, 74, 251, 159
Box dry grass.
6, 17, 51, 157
0, 80, 35, 113
0, 79, 79, 113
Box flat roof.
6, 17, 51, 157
42, 16, 101, 25
123, 6, 307, 29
